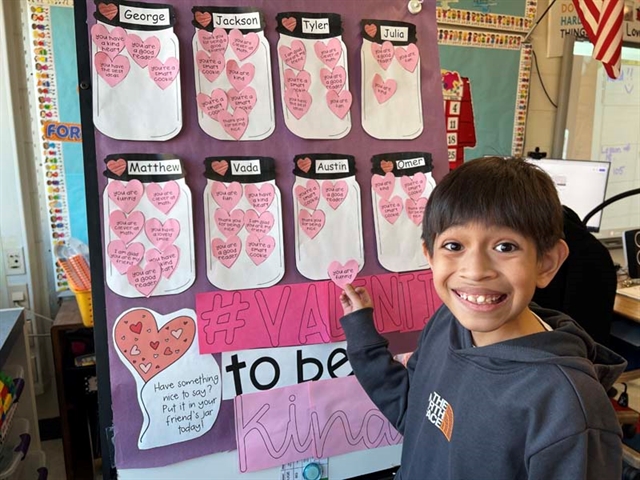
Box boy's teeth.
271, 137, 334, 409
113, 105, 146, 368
459, 292, 501, 304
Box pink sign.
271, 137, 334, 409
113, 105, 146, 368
234, 376, 403, 472
196, 270, 441, 353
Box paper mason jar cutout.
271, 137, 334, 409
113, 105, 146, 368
191, 6, 275, 141
276, 12, 352, 139
204, 157, 284, 290
293, 154, 364, 280
361, 20, 423, 140
103, 155, 195, 298
370, 152, 436, 273
91, 1, 182, 141
442, 70, 477, 169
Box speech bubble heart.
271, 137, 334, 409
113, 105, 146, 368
145, 181, 180, 215
327, 259, 360, 289
371, 173, 396, 201
107, 180, 143, 213
295, 179, 321, 211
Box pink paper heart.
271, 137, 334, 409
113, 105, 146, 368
299, 209, 325, 239
321, 180, 349, 210
211, 181, 243, 211
94, 52, 130, 87
244, 183, 275, 213
284, 69, 311, 93
127, 262, 162, 297
148, 57, 180, 90
228, 86, 257, 115
320, 66, 346, 92
395, 43, 419, 73
145, 181, 180, 214
405, 197, 427, 226
372, 74, 397, 104
214, 208, 245, 238
218, 108, 249, 140
379, 196, 403, 224
400, 173, 427, 200
109, 211, 145, 244
229, 29, 260, 61
371, 41, 394, 70
145, 245, 180, 278
279, 40, 306, 70
107, 240, 144, 275
197, 89, 228, 121
107, 180, 143, 213
327, 259, 359, 289
198, 28, 228, 54
144, 218, 180, 251
226, 60, 255, 91
295, 179, 321, 210
211, 236, 242, 268
284, 90, 312, 120
314, 38, 342, 69
371, 173, 396, 201
196, 50, 225, 82
91, 24, 126, 59
245, 234, 276, 266
244, 210, 275, 239
124, 34, 160, 68
326, 89, 352, 119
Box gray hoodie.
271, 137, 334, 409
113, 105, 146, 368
341, 304, 626, 480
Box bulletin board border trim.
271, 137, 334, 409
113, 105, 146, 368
436, 0, 537, 33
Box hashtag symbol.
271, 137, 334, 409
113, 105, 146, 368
201, 292, 249, 346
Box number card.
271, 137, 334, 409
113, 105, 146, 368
91, 0, 182, 140
103, 155, 195, 298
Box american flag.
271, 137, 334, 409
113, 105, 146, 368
572, 0, 624, 79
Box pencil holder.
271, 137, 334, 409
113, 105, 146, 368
73, 289, 94, 327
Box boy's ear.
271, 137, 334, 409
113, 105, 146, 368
536, 239, 569, 288
422, 241, 432, 263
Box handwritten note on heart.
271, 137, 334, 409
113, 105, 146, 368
110, 210, 145, 244
321, 180, 348, 210
244, 183, 275, 214
95, 52, 130, 87
114, 309, 195, 382
125, 34, 160, 68
395, 44, 419, 73
91, 24, 126, 59
226, 60, 255, 91
284, 69, 311, 93
299, 209, 325, 239
197, 89, 228, 121
107, 240, 144, 275
245, 234, 276, 266
400, 173, 426, 200
145, 218, 180, 251
211, 181, 242, 211
196, 50, 225, 82
214, 208, 245, 238
328, 259, 359, 289
326, 90, 352, 119
218, 108, 249, 140
371, 41, 394, 70
320, 66, 346, 92
228, 87, 257, 115
198, 28, 228, 54
229, 29, 259, 61
295, 180, 321, 211
212, 236, 242, 268
372, 74, 397, 104
145, 245, 180, 279
284, 90, 312, 120
314, 38, 342, 69
405, 198, 427, 226
148, 57, 180, 90
379, 196, 403, 224
107, 180, 143, 213
371, 173, 396, 201
146, 181, 180, 214
127, 262, 162, 297
106, 158, 126, 176
279, 40, 306, 71
245, 210, 275, 239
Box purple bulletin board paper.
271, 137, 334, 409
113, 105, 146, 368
85, 0, 447, 469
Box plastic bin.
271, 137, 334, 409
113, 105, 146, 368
72, 290, 93, 327
0, 418, 31, 480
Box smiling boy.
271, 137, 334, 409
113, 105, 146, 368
340, 157, 626, 479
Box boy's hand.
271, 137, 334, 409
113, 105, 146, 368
339, 284, 373, 315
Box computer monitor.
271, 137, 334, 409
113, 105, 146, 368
526, 158, 610, 232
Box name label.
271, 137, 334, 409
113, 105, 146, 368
120, 5, 170, 27
302, 17, 330, 34
396, 157, 425, 170
231, 160, 261, 175
381, 26, 408, 41
213, 12, 261, 29
128, 160, 182, 175
316, 159, 349, 174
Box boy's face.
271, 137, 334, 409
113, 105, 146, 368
424, 222, 567, 346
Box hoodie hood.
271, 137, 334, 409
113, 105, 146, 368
450, 304, 627, 391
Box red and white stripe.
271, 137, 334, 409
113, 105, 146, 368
572, 0, 624, 78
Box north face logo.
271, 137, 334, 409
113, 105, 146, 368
426, 391, 454, 441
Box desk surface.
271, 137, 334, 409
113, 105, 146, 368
0, 308, 24, 367
615, 291, 640, 323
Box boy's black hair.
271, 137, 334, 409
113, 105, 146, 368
422, 157, 564, 256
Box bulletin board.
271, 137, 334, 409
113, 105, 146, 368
436, 0, 537, 33
75, 0, 448, 478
